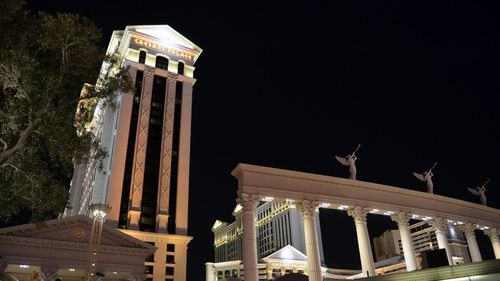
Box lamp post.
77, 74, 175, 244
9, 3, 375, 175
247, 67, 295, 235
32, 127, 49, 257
86, 203, 111, 281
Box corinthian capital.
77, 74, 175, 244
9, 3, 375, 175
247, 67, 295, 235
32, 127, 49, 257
348, 207, 368, 224
429, 217, 447, 232
237, 193, 260, 211
391, 212, 410, 227
484, 228, 499, 241
297, 200, 319, 218
457, 222, 476, 237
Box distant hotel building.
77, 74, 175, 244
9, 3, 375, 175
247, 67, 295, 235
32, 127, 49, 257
65, 25, 202, 281
373, 221, 470, 265
207, 201, 325, 280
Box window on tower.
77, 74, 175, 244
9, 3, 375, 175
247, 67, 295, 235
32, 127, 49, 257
156, 56, 169, 70
178, 62, 184, 75
139, 50, 147, 64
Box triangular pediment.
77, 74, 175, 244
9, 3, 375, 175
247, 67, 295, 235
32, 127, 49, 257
124, 25, 202, 64
262, 245, 307, 262
0, 215, 154, 250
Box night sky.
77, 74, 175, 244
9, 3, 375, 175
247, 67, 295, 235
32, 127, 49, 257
26, 1, 500, 280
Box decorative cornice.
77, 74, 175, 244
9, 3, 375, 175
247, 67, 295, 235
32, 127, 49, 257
0, 235, 153, 256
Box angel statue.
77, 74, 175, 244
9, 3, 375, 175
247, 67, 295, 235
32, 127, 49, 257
413, 162, 437, 194
468, 179, 489, 206
335, 144, 361, 180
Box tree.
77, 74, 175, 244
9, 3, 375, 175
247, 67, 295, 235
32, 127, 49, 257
0, 3, 133, 222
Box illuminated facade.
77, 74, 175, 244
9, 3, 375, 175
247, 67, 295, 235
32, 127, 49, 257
65, 25, 202, 281
208, 201, 324, 280
373, 221, 471, 266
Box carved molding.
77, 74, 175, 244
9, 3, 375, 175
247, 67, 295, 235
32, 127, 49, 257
391, 212, 410, 227
347, 207, 368, 224
296, 200, 319, 218
157, 76, 177, 213
130, 67, 154, 209
237, 193, 259, 211
0, 235, 153, 256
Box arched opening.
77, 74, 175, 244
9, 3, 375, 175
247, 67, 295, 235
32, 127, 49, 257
155, 56, 169, 70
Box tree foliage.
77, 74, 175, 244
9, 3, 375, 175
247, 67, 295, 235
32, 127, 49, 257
0, 2, 133, 222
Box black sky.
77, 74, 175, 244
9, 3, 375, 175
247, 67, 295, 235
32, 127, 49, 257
26, 1, 500, 280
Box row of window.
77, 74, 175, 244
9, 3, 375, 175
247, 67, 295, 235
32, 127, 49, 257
144, 266, 175, 276
139, 50, 185, 75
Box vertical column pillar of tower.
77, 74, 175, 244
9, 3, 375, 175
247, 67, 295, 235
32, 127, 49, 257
127, 67, 155, 230
391, 212, 418, 271
429, 217, 453, 265
347, 207, 375, 277
156, 76, 177, 233
175, 78, 195, 235
484, 228, 500, 259
297, 200, 322, 281
238, 193, 260, 281
458, 223, 482, 262
105, 65, 137, 226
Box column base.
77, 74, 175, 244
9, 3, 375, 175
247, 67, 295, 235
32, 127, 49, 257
128, 210, 141, 230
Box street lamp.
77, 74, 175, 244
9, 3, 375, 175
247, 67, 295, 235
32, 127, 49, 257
86, 203, 111, 281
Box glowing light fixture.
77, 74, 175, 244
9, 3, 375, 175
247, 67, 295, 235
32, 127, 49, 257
262, 196, 274, 202
19, 265, 29, 268
285, 199, 295, 204
338, 205, 349, 210
68, 269, 76, 272
320, 203, 331, 208
370, 209, 379, 214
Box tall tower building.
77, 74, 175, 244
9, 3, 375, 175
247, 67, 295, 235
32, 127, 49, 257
66, 25, 202, 281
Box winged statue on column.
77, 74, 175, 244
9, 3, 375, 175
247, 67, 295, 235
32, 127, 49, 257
335, 144, 361, 180
468, 179, 489, 206
413, 162, 437, 194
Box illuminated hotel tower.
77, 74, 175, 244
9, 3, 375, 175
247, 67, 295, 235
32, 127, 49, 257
65, 25, 202, 281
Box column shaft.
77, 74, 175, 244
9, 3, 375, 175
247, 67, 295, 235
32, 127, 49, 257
239, 194, 259, 281
391, 213, 418, 271
461, 223, 482, 262
430, 218, 453, 265
485, 228, 500, 259
348, 207, 375, 277
298, 201, 322, 281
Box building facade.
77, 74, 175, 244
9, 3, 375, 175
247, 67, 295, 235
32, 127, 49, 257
373, 221, 471, 266
64, 25, 202, 281
208, 201, 325, 280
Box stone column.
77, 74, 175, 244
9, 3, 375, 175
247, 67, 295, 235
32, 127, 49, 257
348, 207, 375, 277
128, 67, 155, 229
484, 228, 500, 259
458, 223, 482, 262
297, 200, 322, 281
391, 212, 418, 271
238, 193, 259, 281
429, 218, 453, 265
205, 263, 215, 281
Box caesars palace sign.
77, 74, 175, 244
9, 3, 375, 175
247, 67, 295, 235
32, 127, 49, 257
131, 36, 195, 62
